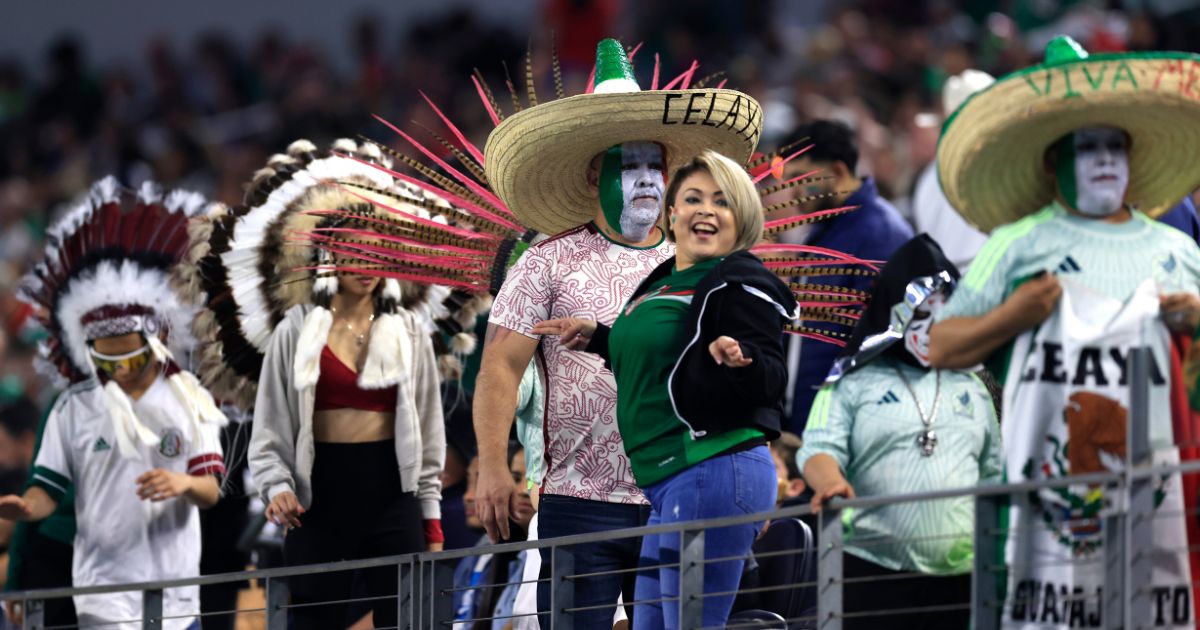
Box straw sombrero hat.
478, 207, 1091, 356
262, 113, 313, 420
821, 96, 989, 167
484, 39, 763, 235
937, 36, 1200, 233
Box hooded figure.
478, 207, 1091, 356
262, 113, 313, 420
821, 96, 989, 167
828, 234, 961, 381
797, 234, 1002, 630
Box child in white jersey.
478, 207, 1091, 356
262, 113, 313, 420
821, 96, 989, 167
0, 179, 226, 630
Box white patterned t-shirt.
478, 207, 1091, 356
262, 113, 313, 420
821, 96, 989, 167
489, 223, 673, 504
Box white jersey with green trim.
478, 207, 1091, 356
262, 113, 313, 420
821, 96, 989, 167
797, 359, 1002, 575
939, 201, 1200, 322
32, 374, 224, 630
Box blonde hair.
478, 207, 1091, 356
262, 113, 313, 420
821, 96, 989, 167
662, 150, 763, 253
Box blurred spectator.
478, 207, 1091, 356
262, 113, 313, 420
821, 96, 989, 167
910, 68, 994, 274
2, 394, 77, 629
781, 119, 913, 434
769, 431, 806, 506
442, 383, 481, 551
0, 396, 37, 495
453, 444, 533, 629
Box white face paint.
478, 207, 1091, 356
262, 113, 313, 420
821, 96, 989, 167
904, 292, 946, 367
618, 141, 666, 241
1071, 127, 1130, 217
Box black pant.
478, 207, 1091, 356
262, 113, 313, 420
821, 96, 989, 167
18, 531, 77, 628
284, 441, 425, 630
535, 494, 650, 629
843, 552, 971, 630
200, 420, 253, 630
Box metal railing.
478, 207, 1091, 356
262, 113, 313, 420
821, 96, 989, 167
7, 465, 1195, 629
5, 347, 1194, 629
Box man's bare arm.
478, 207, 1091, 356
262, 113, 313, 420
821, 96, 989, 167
473, 323, 539, 542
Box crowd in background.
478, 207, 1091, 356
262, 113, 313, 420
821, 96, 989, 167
2, 0, 1200, 626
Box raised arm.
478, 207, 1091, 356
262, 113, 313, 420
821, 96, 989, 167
929, 272, 1061, 369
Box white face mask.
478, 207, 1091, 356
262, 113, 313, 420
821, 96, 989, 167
1058, 127, 1130, 218
904, 292, 946, 367
617, 141, 666, 241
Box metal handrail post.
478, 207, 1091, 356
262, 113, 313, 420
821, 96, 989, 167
1104, 509, 1125, 625
550, 545, 575, 629
431, 558, 455, 627
398, 560, 414, 630
265, 575, 289, 630
142, 588, 163, 629
678, 528, 706, 628
817, 507, 843, 630
24, 598, 44, 630
1126, 347, 1153, 626
973, 494, 1002, 630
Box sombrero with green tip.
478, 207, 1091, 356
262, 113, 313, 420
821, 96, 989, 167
484, 38, 764, 235
937, 36, 1200, 233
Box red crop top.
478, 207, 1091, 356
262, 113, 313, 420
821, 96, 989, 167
314, 346, 398, 412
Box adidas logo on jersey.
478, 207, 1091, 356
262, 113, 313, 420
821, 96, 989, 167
1056, 256, 1082, 274
877, 391, 900, 405
93, 437, 111, 452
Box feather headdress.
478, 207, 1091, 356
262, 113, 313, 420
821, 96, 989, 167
20, 177, 227, 458
174, 139, 475, 409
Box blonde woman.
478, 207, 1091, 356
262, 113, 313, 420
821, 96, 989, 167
535, 150, 790, 629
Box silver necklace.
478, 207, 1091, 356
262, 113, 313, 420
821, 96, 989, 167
331, 307, 375, 347
892, 365, 941, 456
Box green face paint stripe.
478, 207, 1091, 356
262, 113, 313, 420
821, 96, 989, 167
963, 207, 1056, 292
599, 145, 625, 236
1055, 136, 1078, 211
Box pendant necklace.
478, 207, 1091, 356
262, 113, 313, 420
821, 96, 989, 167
892, 365, 941, 456
331, 307, 375, 347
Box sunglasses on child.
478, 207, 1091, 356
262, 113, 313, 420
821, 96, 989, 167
88, 344, 152, 375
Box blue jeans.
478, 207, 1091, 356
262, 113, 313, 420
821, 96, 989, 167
537, 494, 651, 628
633, 446, 778, 630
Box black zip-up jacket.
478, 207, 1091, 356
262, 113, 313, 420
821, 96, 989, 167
588, 250, 795, 441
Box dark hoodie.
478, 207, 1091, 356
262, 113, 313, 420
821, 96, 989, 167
834, 234, 961, 378
590, 250, 796, 440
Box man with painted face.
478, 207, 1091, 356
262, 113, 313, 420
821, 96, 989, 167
475, 39, 763, 626
927, 38, 1200, 628
929, 125, 1200, 367
800, 234, 1001, 629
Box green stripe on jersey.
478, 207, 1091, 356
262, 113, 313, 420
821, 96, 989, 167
963, 206, 1056, 292
30, 465, 69, 502
807, 386, 834, 430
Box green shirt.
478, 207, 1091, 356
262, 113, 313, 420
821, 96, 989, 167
609, 257, 763, 487
7, 397, 77, 591
798, 360, 1002, 575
